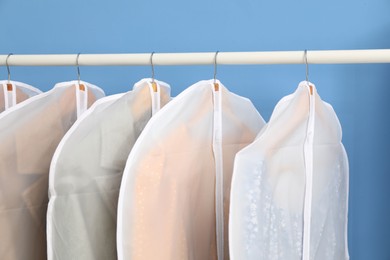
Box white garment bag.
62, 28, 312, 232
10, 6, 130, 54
47, 79, 171, 260
229, 81, 349, 260
0, 81, 104, 260
0, 80, 42, 113
117, 79, 265, 260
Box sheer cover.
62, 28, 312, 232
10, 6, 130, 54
0, 80, 42, 113
47, 79, 171, 260
229, 81, 349, 260
0, 81, 104, 260
117, 79, 265, 260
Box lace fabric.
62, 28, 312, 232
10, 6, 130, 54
229, 82, 349, 260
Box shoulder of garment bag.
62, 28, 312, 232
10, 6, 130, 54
0, 80, 42, 113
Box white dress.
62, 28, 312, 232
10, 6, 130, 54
117, 79, 265, 260
229, 81, 349, 260
0, 81, 104, 260
47, 79, 171, 260
0, 80, 42, 113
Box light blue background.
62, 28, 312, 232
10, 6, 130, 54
1, 0, 389, 259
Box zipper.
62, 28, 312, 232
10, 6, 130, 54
76, 82, 88, 118
3, 83, 16, 110
212, 82, 224, 260
149, 81, 161, 115
302, 83, 315, 260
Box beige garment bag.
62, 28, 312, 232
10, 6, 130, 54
0, 81, 104, 260
117, 79, 265, 260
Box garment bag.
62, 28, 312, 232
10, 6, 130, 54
0, 80, 42, 113
117, 79, 265, 260
0, 81, 105, 260
229, 81, 349, 260
47, 79, 171, 260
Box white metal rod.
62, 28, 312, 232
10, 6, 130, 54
0, 49, 390, 66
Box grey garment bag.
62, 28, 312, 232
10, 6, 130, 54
47, 79, 171, 260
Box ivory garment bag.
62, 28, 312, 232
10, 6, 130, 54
229, 81, 349, 260
117, 79, 265, 260
47, 79, 171, 260
0, 80, 42, 113
0, 81, 104, 260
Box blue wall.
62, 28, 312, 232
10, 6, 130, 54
1, 0, 390, 258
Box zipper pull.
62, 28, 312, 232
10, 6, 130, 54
214, 83, 219, 92
79, 84, 85, 92
151, 82, 158, 92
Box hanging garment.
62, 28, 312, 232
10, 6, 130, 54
47, 79, 171, 260
117, 79, 265, 260
229, 81, 349, 260
0, 81, 105, 260
0, 80, 42, 113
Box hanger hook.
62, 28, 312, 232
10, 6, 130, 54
76, 53, 81, 85
214, 51, 219, 83
6, 53, 13, 83
150, 52, 155, 83
304, 49, 309, 83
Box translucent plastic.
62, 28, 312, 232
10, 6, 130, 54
117, 80, 265, 260
47, 79, 171, 260
229, 81, 349, 260
0, 80, 42, 113
0, 81, 104, 260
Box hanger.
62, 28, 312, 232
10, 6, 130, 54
214, 51, 219, 91
304, 50, 313, 95
76, 53, 85, 91
6, 53, 13, 91
150, 52, 157, 92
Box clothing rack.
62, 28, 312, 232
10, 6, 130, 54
1, 49, 390, 66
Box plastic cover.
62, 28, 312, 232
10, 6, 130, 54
0, 81, 104, 260
47, 79, 171, 260
229, 81, 349, 260
117, 79, 265, 260
0, 80, 42, 113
